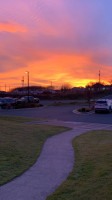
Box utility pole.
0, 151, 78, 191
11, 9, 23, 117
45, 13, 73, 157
21, 76, 24, 88
25, 71, 29, 102
99, 70, 101, 83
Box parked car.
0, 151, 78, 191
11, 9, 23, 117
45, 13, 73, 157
20, 96, 34, 103
34, 97, 39, 103
94, 99, 112, 113
0, 97, 16, 109
0, 98, 4, 107
18, 96, 39, 103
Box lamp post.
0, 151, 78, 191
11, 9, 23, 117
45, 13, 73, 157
25, 71, 29, 102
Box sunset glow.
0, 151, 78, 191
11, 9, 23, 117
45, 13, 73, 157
0, 22, 27, 33
0, 0, 112, 90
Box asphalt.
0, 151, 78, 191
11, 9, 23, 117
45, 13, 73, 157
1, 102, 112, 124
0, 120, 112, 200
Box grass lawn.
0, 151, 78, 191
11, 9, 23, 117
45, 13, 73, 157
0, 115, 45, 123
0, 115, 70, 186
47, 130, 112, 200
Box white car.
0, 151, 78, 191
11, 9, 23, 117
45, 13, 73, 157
94, 99, 112, 113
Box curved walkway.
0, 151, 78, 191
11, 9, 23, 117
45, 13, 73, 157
0, 121, 112, 200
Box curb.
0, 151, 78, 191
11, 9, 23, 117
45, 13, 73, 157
73, 109, 94, 115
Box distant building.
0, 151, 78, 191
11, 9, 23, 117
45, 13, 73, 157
71, 87, 85, 92
10, 86, 57, 95
86, 82, 112, 92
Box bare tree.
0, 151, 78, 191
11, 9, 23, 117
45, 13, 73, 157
61, 83, 72, 92
108, 80, 112, 85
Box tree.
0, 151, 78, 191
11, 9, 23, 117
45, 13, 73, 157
85, 86, 92, 107
60, 83, 72, 92
108, 80, 112, 85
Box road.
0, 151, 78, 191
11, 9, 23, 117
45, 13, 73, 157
0, 100, 112, 124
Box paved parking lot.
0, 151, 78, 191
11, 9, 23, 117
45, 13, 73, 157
0, 102, 112, 124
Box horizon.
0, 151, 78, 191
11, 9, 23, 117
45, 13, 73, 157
0, 0, 112, 88
0, 80, 111, 93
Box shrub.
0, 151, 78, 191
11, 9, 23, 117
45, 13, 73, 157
77, 107, 92, 112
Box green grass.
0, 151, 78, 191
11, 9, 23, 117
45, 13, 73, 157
0, 115, 45, 123
47, 130, 112, 200
0, 115, 70, 186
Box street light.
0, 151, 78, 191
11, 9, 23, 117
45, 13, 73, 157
25, 71, 29, 102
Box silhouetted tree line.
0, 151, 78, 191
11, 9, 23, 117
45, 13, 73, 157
1, 82, 112, 100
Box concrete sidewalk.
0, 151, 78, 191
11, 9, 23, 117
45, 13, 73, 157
0, 121, 112, 200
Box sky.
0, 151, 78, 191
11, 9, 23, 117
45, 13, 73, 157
0, 0, 112, 90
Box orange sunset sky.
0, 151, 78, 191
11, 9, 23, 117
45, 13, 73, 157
0, 0, 112, 90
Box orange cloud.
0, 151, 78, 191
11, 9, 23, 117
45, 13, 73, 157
0, 22, 27, 33
20, 52, 101, 88
0, 46, 111, 91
